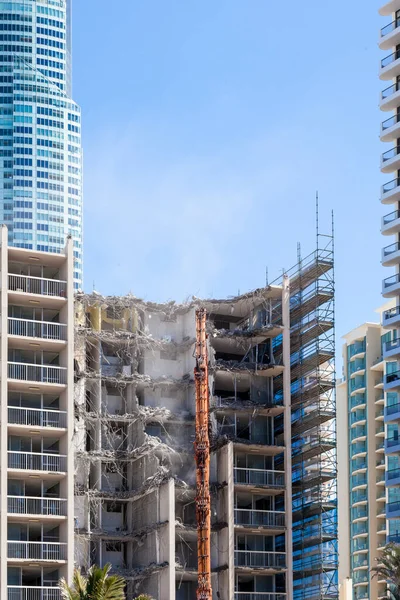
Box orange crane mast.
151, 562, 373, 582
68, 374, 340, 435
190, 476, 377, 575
194, 308, 212, 600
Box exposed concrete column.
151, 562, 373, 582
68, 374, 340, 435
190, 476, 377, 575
63, 236, 75, 582
282, 275, 293, 600
0, 226, 8, 598
216, 442, 234, 600
159, 479, 175, 600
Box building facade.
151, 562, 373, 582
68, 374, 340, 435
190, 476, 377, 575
337, 317, 389, 600
380, 0, 400, 578
0, 225, 75, 600
72, 243, 337, 600
0, 0, 83, 288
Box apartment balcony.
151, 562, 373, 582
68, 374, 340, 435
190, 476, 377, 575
380, 50, 400, 80
385, 433, 400, 454
233, 468, 285, 490
8, 452, 67, 476
8, 275, 67, 309
218, 425, 282, 450
382, 116, 400, 147
381, 146, 400, 173
382, 210, 400, 239
7, 541, 67, 563
234, 594, 286, 600
383, 305, 400, 328
387, 500, 400, 518
234, 509, 285, 530
383, 182, 400, 211
8, 407, 67, 433
8, 363, 67, 393
386, 467, 400, 487
350, 394, 366, 410
7, 496, 67, 520
382, 242, 400, 267
8, 318, 67, 351
380, 0, 400, 16
383, 338, 400, 360
235, 551, 286, 570
8, 587, 61, 600
383, 274, 400, 298
385, 401, 400, 422
381, 81, 400, 111
380, 17, 400, 49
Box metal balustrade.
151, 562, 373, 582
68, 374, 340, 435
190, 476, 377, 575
7, 541, 67, 561
381, 18, 400, 37
9, 274, 67, 298
234, 594, 287, 600
8, 587, 61, 600
8, 363, 67, 385
235, 550, 286, 569
382, 81, 400, 100
8, 318, 67, 341
8, 496, 67, 516
8, 406, 67, 429
234, 468, 285, 487
381, 50, 400, 68
8, 451, 67, 473
234, 509, 285, 528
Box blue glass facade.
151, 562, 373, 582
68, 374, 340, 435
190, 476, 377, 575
0, 0, 82, 287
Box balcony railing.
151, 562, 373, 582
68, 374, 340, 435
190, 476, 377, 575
8, 318, 67, 341
234, 595, 287, 600
351, 441, 367, 455
235, 550, 286, 569
383, 178, 400, 195
382, 146, 400, 162
386, 434, 400, 448
8, 451, 67, 473
350, 395, 366, 410
8, 362, 67, 385
233, 468, 285, 487
382, 114, 400, 131
387, 501, 400, 514
8, 587, 61, 600
8, 496, 67, 516
385, 369, 400, 384
8, 406, 67, 429
234, 509, 285, 528
384, 305, 400, 321
382, 81, 400, 100
386, 401, 400, 416
381, 50, 400, 69
387, 467, 400, 481
8, 541, 67, 561
383, 209, 400, 225
381, 18, 400, 37
9, 274, 67, 298
383, 242, 400, 258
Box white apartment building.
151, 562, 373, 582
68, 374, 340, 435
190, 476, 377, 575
0, 225, 75, 600
337, 312, 392, 600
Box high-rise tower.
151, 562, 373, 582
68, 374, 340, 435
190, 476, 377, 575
379, 0, 400, 577
0, 0, 83, 288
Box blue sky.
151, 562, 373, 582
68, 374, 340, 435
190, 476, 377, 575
73, 0, 383, 343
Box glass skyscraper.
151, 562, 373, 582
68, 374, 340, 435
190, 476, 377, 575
0, 0, 82, 287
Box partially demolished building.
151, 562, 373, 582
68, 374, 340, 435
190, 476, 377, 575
72, 236, 337, 600
0, 224, 336, 600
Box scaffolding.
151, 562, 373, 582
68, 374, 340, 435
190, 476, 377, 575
273, 212, 338, 600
